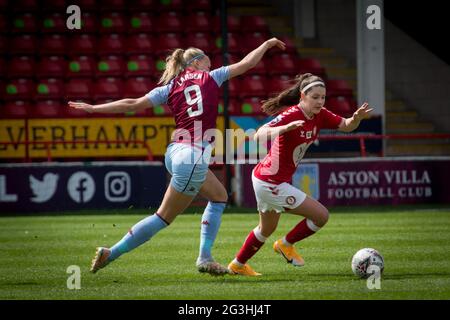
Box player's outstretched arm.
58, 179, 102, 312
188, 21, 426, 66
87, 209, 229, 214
338, 102, 373, 132
68, 96, 153, 114
228, 38, 286, 79
254, 120, 304, 141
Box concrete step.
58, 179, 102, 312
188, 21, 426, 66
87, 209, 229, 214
385, 100, 408, 112
385, 144, 450, 156
325, 67, 356, 80
386, 111, 418, 123
386, 122, 435, 134
318, 57, 349, 69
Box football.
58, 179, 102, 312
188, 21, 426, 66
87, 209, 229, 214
351, 248, 384, 278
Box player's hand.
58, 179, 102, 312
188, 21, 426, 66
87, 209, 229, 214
353, 102, 373, 121
284, 120, 304, 132
68, 101, 95, 113
265, 38, 286, 51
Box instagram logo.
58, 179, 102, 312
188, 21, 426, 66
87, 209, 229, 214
104, 172, 131, 202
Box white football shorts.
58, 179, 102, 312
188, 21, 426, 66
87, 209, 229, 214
252, 172, 307, 213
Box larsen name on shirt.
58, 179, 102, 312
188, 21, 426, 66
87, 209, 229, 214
176, 73, 202, 86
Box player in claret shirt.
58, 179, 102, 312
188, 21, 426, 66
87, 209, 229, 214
228, 73, 373, 276
69, 38, 286, 276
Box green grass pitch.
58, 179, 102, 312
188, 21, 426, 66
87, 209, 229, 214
1, 206, 450, 300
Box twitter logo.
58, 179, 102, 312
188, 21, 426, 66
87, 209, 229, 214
30, 173, 59, 203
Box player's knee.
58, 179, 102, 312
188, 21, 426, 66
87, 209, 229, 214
211, 188, 228, 203
315, 208, 329, 227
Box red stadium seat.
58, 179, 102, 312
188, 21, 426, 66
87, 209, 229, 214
99, 0, 126, 12
79, 13, 97, 33
185, 33, 213, 53
92, 77, 124, 101
212, 53, 238, 69
96, 55, 125, 77
10, 35, 36, 55
0, 58, 5, 78
98, 34, 125, 56
33, 100, 62, 118
69, 35, 96, 56
157, 0, 183, 12
129, 13, 153, 34
36, 56, 67, 79
128, 0, 155, 12
326, 96, 355, 118
34, 78, 64, 100
76, 0, 97, 12
268, 54, 298, 76
7, 56, 35, 79
267, 75, 293, 95
0, 36, 6, 55
213, 16, 240, 33
185, 0, 212, 13
326, 79, 353, 98
2, 79, 33, 100
242, 32, 269, 52
124, 77, 155, 98
40, 35, 66, 56
10, 13, 37, 34
67, 56, 96, 78
155, 33, 185, 56
156, 12, 184, 33
240, 97, 264, 115
41, 14, 66, 34
0, 100, 29, 118
218, 98, 240, 115
223, 78, 241, 98
240, 16, 269, 33
0, 14, 6, 33
246, 59, 266, 75
126, 34, 153, 55
298, 58, 326, 78
274, 36, 298, 55
99, 12, 127, 34
11, 0, 38, 12
240, 75, 267, 98
125, 55, 154, 78
213, 33, 241, 54
41, 0, 66, 12
65, 79, 92, 100
185, 12, 211, 33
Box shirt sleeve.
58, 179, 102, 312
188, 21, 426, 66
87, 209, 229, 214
209, 66, 230, 87
146, 83, 172, 106
320, 108, 344, 129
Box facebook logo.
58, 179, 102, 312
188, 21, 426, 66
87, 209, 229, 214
67, 172, 95, 203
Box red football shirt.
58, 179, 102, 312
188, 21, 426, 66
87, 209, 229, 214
253, 105, 344, 184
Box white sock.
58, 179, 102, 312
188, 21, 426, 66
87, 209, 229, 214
253, 226, 267, 242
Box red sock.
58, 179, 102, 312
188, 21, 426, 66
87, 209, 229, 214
285, 218, 318, 244
236, 231, 265, 264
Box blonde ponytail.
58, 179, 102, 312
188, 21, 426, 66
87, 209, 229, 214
158, 47, 206, 85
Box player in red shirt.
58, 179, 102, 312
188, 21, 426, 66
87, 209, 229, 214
228, 73, 373, 276
69, 38, 286, 276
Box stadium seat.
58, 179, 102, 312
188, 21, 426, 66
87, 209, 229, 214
75, 0, 97, 12
239, 75, 267, 98
68, 34, 96, 56
156, 12, 184, 33
36, 56, 67, 79
129, 12, 153, 34
10, 35, 36, 55
99, 12, 127, 34
0, 14, 6, 33
213, 15, 240, 32
240, 16, 269, 33
34, 78, 64, 100
124, 77, 155, 98
10, 13, 37, 34
185, 32, 213, 53
33, 100, 62, 118
298, 58, 327, 79
212, 53, 238, 69
0, 100, 29, 118
185, 0, 212, 12
213, 33, 241, 54
66, 56, 96, 78
41, 13, 66, 34
326, 96, 355, 118
0, 58, 5, 78
242, 32, 271, 51
65, 79, 92, 100
79, 13, 97, 33
267, 75, 293, 95
268, 54, 298, 76
11, 0, 38, 13
92, 77, 124, 101
326, 79, 353, 98
128, 0, 155, 12
40, 35, 66, 55
0, 36, 6, 55
155, 33, 185, 56
225, 78, 241, 98
273, 36, 299, 55
41, 0, 66, 12
2, 78, 33, 100
7, 56, 35, 79
125, 55, 154, 78
157, 0, 183, 12
98, 34, 125, 56
126, 34, 153, 55
99, 0, 126, 12
185, 12, 211, 33
240, 97, 264, 115
218, 98, 240, 115
96, 55, 125, 77
246, 59, 266, 75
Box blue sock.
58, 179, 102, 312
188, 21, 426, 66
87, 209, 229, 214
197, 201, 226, 264
108, 213, 169, 261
